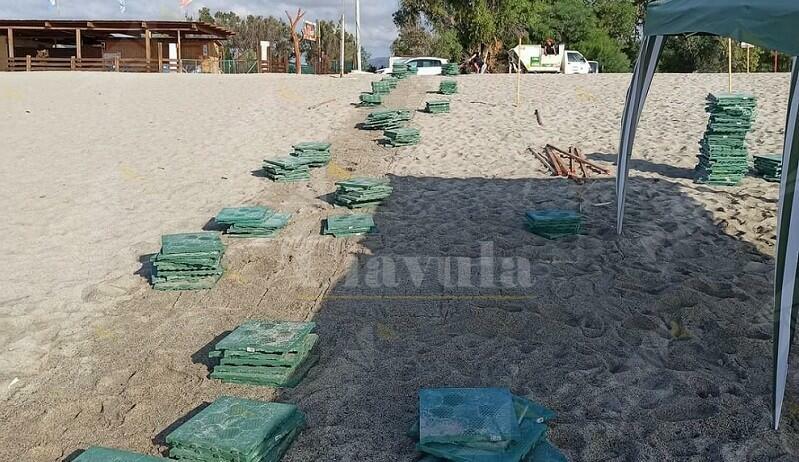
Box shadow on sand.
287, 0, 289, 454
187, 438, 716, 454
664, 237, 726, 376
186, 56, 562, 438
274, 174, 794, 461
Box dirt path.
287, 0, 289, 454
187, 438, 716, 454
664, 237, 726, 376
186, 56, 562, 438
1, 77, 431, 462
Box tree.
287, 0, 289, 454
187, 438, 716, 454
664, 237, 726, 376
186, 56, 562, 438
286, 9, 306, 75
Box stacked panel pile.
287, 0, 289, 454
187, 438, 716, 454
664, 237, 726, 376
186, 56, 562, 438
383, 127, 421, 147
525, 210, 582, 239
372, 80, 392, 95
409, 388, 566, 462
209, 321, 318, 387
754, 154, 782, 182
362, 109, 412, 130
426, 100, 450, 114
150, 232, 224, 290
439, 80, 458, 95
74, 447, 169, 462
291, 141, 332, 167
383, 76, 399, 89
392, 62, 409, 79
334, 178, 393, 208
166, 396, 305, 462
263, 157, 311, 182
407, 63, 418, 75
695, 92, 758, 186
442, 63, 459, 76
323, 214, 376, 237
216, 207, 291, 238
359, 92, 384, 107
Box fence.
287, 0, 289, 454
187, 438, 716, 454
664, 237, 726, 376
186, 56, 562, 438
6, 55, 356, 75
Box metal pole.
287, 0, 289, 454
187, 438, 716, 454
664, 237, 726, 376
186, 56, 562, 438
746, 46, 750, 73
515, 37, 522, 106
339, 12, 345, 77
355, 0, 362, 72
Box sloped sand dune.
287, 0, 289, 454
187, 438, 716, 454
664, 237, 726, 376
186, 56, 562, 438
1, 72, 798, 461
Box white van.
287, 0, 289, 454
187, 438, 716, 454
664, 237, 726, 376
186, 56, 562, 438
509, 44, 592, 74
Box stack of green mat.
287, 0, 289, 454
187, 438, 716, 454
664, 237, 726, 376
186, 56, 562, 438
425, 100, 450, 114
392, 62, 409, 79
407, 63, 418, 75
74, 447, 169, 461
754, 154, 782, 182
334, 178, 393, 208
362, 109, 412, 130
409, 388, 567, 462
695, 92, 758, 185
323, 214, 376, 237
439, 80, 458, 95
150, 232, 224, 290
291, 141, 332, 167
442, 63, 459, 76
262, 157, 311, 182
166, 396, 305, 462
359, 92, 384, 107
526, 210, 582, 239
215, 207, 291, 238
209, 321, 318, 387
384, 127, 421, 147
372, 80, 392, 95
383, 76, 399, 89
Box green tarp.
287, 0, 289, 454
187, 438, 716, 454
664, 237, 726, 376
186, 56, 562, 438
73, 447, 169, 462
645, 0, 799, 57
166, 396, 304, 462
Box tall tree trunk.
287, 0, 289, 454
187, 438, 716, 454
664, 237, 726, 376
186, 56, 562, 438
286, 9, 306, 75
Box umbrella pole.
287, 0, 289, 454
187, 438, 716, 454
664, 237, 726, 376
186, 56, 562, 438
515, 36, 522, 107
728, 38, 733, 92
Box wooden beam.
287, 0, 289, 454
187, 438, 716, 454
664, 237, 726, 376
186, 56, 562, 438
75, 28, 81, 60
157, 42, 163, 72
87, 22, 95, 28
145, 29, 151, 71
177, 30, 182, 73
6, 28, 13, 60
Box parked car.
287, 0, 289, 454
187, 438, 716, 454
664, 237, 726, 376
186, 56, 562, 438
377, 56, 449, 76
508, 44, 592, 74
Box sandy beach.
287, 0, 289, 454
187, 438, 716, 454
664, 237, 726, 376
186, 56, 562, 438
1, 71, 798, 461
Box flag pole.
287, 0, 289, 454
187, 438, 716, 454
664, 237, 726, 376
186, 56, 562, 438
728, 38, 733, 92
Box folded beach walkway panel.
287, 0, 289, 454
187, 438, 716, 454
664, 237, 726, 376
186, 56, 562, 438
323, 214, 376, 237
361, 109, 412, 130
209, 321, 318, 387
753, 154, 783, 182
425, 100, 451, 114
383, 127, 421, 147
334, 177, 393, 208
166, 396, 305, 461
525, 210, 583, 239
694, 92, 757, 185
614, 0, 799, 428
262, 157, 312, 182
408, 388, 566, 462
291, 141, 332, 167
150, 232, 225, 290
215, 207, 291, 238
439, 80, 458, 95
73, 446, 170, 461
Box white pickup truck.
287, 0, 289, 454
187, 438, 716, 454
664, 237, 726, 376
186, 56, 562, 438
508, 44, 594, 74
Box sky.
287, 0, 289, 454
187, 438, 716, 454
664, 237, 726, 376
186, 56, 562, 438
0, 0, 398, 57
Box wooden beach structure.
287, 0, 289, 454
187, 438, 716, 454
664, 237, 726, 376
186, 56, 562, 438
0, 20, 234, 73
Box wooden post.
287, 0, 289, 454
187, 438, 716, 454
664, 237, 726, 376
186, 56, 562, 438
746, 46, 750, 73
145, 29, 151, 72
70, 56, 75, 70
115, 56, 120, 72
157, 42, 163, 73
515, 37, 522, 106
75, 28, 82, 61
727, 38, 732, 92
7, 28, 13, 60
26, 55, 31, 72
177, 30, 182, 73
775, 51, 779, 73
317, 18, 321, 74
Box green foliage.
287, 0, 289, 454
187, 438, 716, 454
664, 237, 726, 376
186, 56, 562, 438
659, 36, 772, 73
577, 29, 631, 72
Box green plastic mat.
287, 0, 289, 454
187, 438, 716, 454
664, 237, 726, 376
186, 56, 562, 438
334, 178, 393, 208
161, 232, 224, 255
218, 334, 318, 367
359, 92, 384, 106
426, 100, 450, 114
419, 388, 519, 447
372, 81, 392, 95
383, 76, 399, 88
216, 207, 269, 226
166, 396, 303, 462
383, 127, 421, 147
440, 80, 458, 95
73, 447, 169, 462
362, 109, 412, 130
324, 214, 376, 237
442, 63, 459, 76
214, 321, 315, 354
262, 157, 312, 182
211, 354, 318, 388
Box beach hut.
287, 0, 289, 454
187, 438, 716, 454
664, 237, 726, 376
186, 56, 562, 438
615, 0, 799, 429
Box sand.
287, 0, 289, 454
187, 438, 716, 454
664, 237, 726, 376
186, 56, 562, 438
1, 71, 798, 461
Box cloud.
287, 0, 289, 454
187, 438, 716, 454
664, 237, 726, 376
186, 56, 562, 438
0, 0, 397, 56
